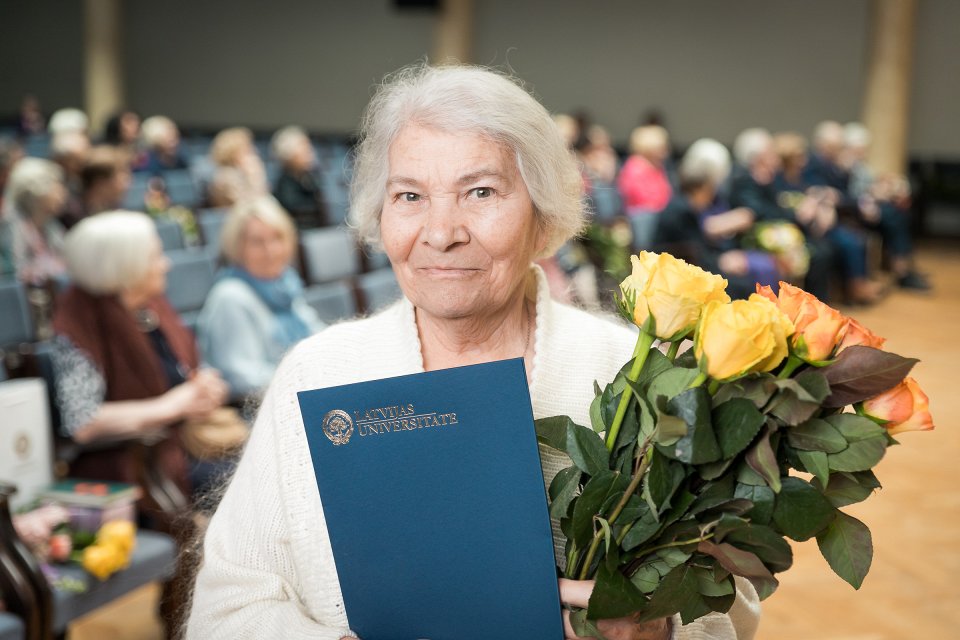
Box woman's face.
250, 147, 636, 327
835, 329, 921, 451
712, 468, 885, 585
131, 234, 170, 301
240, 216, 291, 280
380, 124, 545, 322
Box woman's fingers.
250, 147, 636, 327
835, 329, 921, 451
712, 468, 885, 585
558, 578, 595, 609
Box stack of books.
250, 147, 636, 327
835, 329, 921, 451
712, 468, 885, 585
37, 480, 141, 534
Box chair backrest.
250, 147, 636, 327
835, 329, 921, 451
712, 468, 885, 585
162, 169, 199, 208
164, 249, 217, 315
122, 175, 150, 211
628, 209, 659, 252
302, 281, 357, 324
154, 218, 185, 251
196, 208, 228, 255
356, 268, 402, 314
0, 280, 33, 348
300, 227, 360, 284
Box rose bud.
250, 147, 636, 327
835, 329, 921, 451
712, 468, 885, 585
862, 377, 935, 435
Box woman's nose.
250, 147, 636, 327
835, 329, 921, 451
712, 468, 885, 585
422, 196, 469, 250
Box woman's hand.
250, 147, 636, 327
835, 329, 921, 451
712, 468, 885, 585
164, 368, 229, 420
559, 578, 672, 640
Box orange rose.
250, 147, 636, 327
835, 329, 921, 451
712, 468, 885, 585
756, 282, 847, 363
836, 317, 886, 353
861, 377, 934, 435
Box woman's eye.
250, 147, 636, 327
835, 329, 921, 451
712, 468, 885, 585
400, 192, 421, 202
470, 187, 493, 199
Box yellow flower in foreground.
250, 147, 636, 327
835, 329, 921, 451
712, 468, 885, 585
695, 295, 794, 381
82, 543, 130, 581
620, 252, 730, 341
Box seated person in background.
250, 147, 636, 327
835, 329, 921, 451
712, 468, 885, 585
48, 108, 89, 137
840, 122, 929, 290
772, 130, 881, 304
80, 146, 133, 218
0, 157, 68, 285
197, 196, 323, 401
617, 124, 673, 214
140, 115, 189, 173
208, 127, 269, 203
728, 128, 838, 302
0, 137, 25, 214
655, 138, 779, 299
51, 211, 229, 497
50, 130, 90, 229
103, 109, 148, 171
577, 124, 622, 221
271, 126, 329, 230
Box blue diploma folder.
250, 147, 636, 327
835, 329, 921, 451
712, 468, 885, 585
298, 358, 563, 640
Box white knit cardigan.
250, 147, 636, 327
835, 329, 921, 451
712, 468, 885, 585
187, 267, 760, 639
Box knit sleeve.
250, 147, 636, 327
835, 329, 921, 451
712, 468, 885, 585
671, 577, 761, 640
50, 336, 106, 438
185, 358, 353, 640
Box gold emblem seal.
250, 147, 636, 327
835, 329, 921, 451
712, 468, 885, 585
322, 410, 354, 445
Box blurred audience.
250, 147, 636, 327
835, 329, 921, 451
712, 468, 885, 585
271, 126, 329, 229
208, 127, 268, 203
0, 157, 68, 285
17, 95, 46, 136
50, 130, 90, 228
0, 137, 25, 211
103, 109, 148, 171
197, 197, 323, 401
47, 108, 89, 137
618, 125, 672, 249
80, 146, 133, 219
140, 115, 189, 173
51, 211, 229, 495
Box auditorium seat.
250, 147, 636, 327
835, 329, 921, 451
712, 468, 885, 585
356, 268, 402, 313
196, 208, 228, 255
164, 249, 217, 331
162, 170, 199, 208
303, 281, 357, 324
154, 218, 185, 251
0, 280, 33, 350
300, 227, 360, 284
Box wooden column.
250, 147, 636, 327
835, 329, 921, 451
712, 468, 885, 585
432, 0, 474, 65
83, 0, 125, 136
860, 0, 917, 176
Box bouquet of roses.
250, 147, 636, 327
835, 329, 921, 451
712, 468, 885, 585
536, 251, 934, 635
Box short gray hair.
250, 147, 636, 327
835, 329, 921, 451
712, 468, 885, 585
680, 138, 731, 188
350, 63, 584, 257
48, 108, 89, 135
2, 157, 64, 217
141, 116, 178, 149
271, 126, 309, 164
733, 128, 772, 167
220, 196, 297, 266
63, 210, 158, 295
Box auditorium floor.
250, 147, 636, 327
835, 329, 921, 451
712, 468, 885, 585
67, 241, 960, 639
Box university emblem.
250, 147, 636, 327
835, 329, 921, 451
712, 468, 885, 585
322, 409, 354, 445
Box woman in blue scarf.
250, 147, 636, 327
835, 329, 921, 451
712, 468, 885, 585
197, 196, 324, 400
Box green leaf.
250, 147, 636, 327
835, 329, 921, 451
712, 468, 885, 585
712, 375, 777, 409
665, 387, 722, 464
616, 494, 649, 524
548, 466, 581, 520
621, 508, 661, 551
821, 345, 918, 408
712, 513, 751, 541
567, 419, 610, 476
630, 564, 660, 593
695, 568, 736, 597
734, 483, 775, 525
796, 449, 830, 486
571, 471, 629, 547
745, 426, 782, 493
813, 471, 882, 508
534, 416, 571, 453
587, 561, 648, 619
772, 476, 837, 542
696, 541, 779, 601
816, 511, 873, 589
568, 608, 604, 639
597, 517, 613, 554
787, 418, 847, 453
766, 378, 822, 426
697, 456, 736, 481
793, 369, 831, 403
712, 398, 765, 459
612, 401, 641, 455
723, 524, 793, 573
654, 411, 687, 445
826, 413, 888, 441
646, 367, 703, 403
589, 391, 606, 434
826, 436, 887, 473
644, 449, 685, 515
633, 564, 700, 623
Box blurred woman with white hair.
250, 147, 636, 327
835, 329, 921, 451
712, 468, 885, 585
51, 211, 228, 498
0, 157, 68, 284
197, 196, 323, 401
654, 139, 781, 299
271, 125, 329, 229
188, 64, 758, 640
140, 115, 189, 173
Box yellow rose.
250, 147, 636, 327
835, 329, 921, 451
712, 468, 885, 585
82, 543, 129, 581
695, 295, 795, 381
97, 520, 137, 556
619, 252, 730, 341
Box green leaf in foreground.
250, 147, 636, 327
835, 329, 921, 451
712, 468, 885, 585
813, 471, 882, 508
567, 419, 610, 476
713, 398, 765, 459
772, 477, 836, 542
787, 418, 847, 454
535, 416, 572, 453
548, 466, 581, 520
587, 561, 648, 619
816, 511, 873, 589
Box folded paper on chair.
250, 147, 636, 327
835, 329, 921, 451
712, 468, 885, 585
298, 358, 563, 640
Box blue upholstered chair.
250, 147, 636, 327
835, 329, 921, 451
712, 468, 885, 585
302, 281, 357, 324
356, 268, 402, 314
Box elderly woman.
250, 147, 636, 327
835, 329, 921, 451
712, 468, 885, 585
0, 157, 68, 285
208, 127, 269, 199
187, 66, 759, 640
271, 125, 328, 229
51, 211, 228, 495
197, 196, 323, 400
140, 115, 189, 173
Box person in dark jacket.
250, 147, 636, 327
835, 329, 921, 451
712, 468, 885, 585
271, 126, 328, 230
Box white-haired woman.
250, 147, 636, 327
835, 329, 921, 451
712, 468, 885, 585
51, 211, 228, 497
0, 157, 68, 285
140, 115, 189, 173
271, 125, 328, 229
187, 65, 759, 640
197, 196, 323, 401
